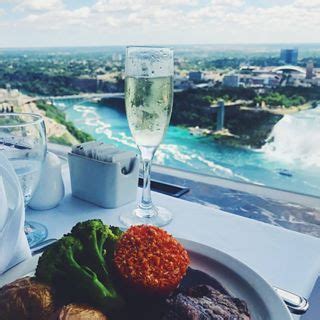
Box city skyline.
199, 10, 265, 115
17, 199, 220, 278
0, 0, 320, 47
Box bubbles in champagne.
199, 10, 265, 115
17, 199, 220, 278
125, 76, 173, 147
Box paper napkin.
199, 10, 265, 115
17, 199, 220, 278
0, 152, 31, 274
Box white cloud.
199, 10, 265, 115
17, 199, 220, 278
1, 0, 320, 46
211, 0, 244, 7
93, 0, 198, 13
294, 0, 320, 8
14, 0, 64, 12
19, 0, 195, 31
93, 0, 139, 13
22, 6, 93, 29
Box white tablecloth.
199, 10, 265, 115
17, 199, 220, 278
27, 167, 320, 305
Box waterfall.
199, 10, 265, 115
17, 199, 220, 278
262, 107, 320, 168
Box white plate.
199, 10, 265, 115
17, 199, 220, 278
0, 238, 292, 320
180, 238, 292, 320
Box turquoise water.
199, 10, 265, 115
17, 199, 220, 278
55, 100, 320, 197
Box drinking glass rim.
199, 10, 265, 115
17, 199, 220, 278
0, 113, 44, 128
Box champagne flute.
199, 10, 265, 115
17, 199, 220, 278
0, 113, 48, 247
120, 46, 174, 227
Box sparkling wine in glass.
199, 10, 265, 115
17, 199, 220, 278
0, 113, 47, 246
120, 46, 174, 227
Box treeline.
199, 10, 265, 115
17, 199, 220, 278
255, 86, 320, 108
172, 87, 282, 148
188, 56, 320, 71
100, 87, 258, 128
199, 57, 283, 70
101, 86, 318, 129
36, 101, 94, 143
276, 86, 320, 100
0, 70, 123, 96
254, 93, 306, 108
171, 87, 254, 127
0, 71, 81, 96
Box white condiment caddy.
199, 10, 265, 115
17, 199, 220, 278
68, 142, 139, 208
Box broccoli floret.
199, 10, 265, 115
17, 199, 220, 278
105, 225, 124, 268
109, 225, 124, 238
70, 220, 123, 285
35, 221, 124, 313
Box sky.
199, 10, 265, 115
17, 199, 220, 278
0, 0, 320, 47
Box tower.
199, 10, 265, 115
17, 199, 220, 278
306, 60, 314, 79
280, 49, 298, 65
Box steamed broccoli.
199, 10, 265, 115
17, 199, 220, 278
35, 220, 124, 313
70, 220, 122, 286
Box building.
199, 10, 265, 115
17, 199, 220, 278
280, 49, 298, 65
222, 74, 240, 87
306, 60, 314, 79
174, 74, 192, 90
241, 75, 280, 88
188, 71, 203, 82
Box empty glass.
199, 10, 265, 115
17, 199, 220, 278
0, 113, 47, 247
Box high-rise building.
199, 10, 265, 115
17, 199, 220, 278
306, 60, 314, 79
280, 49, 298, 65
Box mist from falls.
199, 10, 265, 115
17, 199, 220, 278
262, 106, 320, 168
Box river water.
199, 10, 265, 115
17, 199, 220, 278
54, 99, 320, 198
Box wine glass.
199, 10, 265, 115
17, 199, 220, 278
120, 46, 174, 227
0, 113, 48, 247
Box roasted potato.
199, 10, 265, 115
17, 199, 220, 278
0, 277, 55, 320
55, 304, 108, 320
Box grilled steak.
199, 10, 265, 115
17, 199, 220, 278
163, 284, 251, 320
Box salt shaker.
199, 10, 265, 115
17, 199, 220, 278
29, 151, 65, 210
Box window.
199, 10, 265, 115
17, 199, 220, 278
0, 1, 319, 198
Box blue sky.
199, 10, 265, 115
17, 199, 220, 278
0, 0, 319, 47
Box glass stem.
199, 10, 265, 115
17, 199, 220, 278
140, 158, 153, 212
138, 145, 157, 218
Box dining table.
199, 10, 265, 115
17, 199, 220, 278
21, 165, 320, 319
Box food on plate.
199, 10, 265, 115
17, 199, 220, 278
0, 276, 109, 320
36, 220, 124, 313
1, 221, 252, 319
162, 284, 251, 320
54, 303, 108, 320
114, 225, 190, 295
0, 277, 55, 320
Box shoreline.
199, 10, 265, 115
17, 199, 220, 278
0, 89, 94, 146
258, 102, 312, 115
60, 98, 320, 198
186, 103, 314, 149
2, 88, 312, 150
98, 96, 313, 149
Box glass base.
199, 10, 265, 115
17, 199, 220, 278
24, 221, 48, 248
120, 206, 173, 227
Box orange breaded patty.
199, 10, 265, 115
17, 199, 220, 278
114, 225, 190, 295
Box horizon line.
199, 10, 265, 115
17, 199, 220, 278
1, 42, 320, 50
